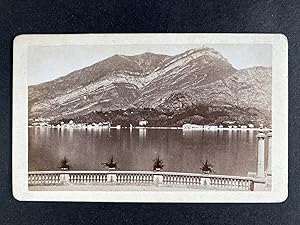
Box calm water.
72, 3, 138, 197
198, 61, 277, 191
29, 127, 268, 176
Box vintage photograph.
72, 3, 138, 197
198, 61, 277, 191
13, 34, 288, 202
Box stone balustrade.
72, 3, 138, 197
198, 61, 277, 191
28, 170, 261, 191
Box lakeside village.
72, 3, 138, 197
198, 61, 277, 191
29, 118, 268, 131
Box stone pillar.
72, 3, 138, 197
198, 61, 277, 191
256, 132, 266, 178
59, 173, 70, 185
107, 171, 117, 183
153, 173, 163, 185
267, 132, 272, 176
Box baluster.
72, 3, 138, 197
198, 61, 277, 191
247, 180, 251, 190
30, 174, 33, 184
232, 179, 236, 189
243, 180, 246, 190
238, 180, 242, 189
47, 174, 50, 184
229, 178, 232, 189
224, 178, 228, 188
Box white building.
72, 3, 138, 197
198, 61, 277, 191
139, 120, 148, 126
102, 122, 111, 128
182, 124, 203, 129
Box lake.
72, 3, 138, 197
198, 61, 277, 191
28, 127, 268, 176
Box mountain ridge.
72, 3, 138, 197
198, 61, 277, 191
28, 47, 272, 126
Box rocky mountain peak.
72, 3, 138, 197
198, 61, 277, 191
28, 48, 271, 124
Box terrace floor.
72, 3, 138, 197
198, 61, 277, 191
29, 183, 244, 191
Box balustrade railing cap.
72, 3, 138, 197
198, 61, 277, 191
256, 133, 266, 138
267, 132, 272, 137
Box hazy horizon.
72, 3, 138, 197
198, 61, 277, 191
28, 44, 272, 85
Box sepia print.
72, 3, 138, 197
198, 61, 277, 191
13, 34, 288, 202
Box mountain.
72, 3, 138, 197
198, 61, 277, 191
135, 48, 237, 108
155, 66, 272, 113
29, 52, 168, 119
28, 47, 272, 125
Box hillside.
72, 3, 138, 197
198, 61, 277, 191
28, 47, 272, 126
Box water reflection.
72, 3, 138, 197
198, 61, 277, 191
29, 127, 259, 176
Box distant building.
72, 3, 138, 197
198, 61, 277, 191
116, 125, 121, 129
248, 124, 255, 128
102, 122, 111, 128
182, 124, 203, 129
139, 120, 148, 126
241, 125, 247, 129
219, 125, 223, 128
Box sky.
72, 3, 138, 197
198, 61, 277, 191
28, 44, 272, 85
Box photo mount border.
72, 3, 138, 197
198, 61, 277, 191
12, 33, 288, 203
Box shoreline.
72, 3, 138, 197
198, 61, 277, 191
28, 126, 271, 132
